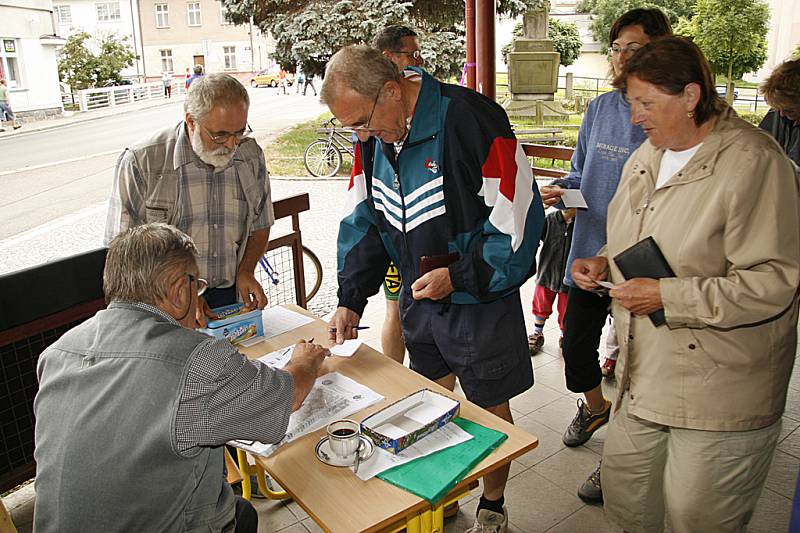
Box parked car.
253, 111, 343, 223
101, 79, 134, 87
250, 70, 295, 88
715, 85, 739, 100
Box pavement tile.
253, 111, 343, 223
253, 498, 301, 533
748, 488, 792, 533
503, 469, 584, 533
543, 504, 619, 533
778, 425, 800, 458
513, 415, 567, 467
765, 449, 800, 499
527, 395, 581, 435
532, 447, 602, 496
510, 383, 565, 416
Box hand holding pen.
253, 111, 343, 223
328, 306, 364, 344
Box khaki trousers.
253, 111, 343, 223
602, 393, 781, 533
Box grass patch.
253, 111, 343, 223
265, 112, 353, 177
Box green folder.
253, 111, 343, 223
377, 417, 508, 503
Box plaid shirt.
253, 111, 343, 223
130, 302, 294, 454
106, 123, 274, 289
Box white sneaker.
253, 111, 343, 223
465, 506, 508, 533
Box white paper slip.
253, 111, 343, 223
329, 339, 362, 357
229, 372, 383, 457
560, 189, 588, 209
262, 306, 315, 340
238, 335, 265, 348
256, 345, 294, 369
356, 422, 473, 480
594, 280, 617, 289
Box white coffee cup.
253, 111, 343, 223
326, 419, 361, 460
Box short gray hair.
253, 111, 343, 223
373, 25, 418, 53
104, 223, 198, 305
185, 73, 249, 121
320, 45, 401, 105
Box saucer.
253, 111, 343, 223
315, 435, 375, 467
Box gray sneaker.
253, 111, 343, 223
577, 461, 603, 503
465, 506, 508, 533
562, 398, 611, 447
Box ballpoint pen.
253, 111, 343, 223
328, 326, 370, 332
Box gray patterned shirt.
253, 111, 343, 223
131, 302, 295, 455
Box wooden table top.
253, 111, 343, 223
239, 306, 539, 533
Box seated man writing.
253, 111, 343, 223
33, 223, 329, 533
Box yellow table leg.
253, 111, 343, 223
236, 448, 252, 500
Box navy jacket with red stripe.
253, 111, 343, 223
337, 69, 545, 315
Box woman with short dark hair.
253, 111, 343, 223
572, 36, 800, 532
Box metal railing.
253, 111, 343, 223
76, 81, 187, 112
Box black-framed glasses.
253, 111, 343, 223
352, 89, 382, 133
390, 50, 423, 61
197, 122, 253, 144
186, 273, 209, 296
608, 44, 643, 57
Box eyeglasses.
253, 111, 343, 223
390, 49, 423, 61
186, 273, 209, 296
608, 44, 644, 57
352, 89, 382, 132
196, 122, 253, 144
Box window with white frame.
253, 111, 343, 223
187, 2, 201, 26
219, 2, 231, 24
96, 2, 121, 21
155, 4, 169, 27
54, 5, 72, 25
0, 39, 22, 89
160, 49, 174, 73
223, 46, 236, 70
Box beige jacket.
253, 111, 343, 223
606, 108, 800, 431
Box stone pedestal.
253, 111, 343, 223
503, 5, 567, 119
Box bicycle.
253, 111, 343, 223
303, 117, 355, 177
255, 245, 323, 305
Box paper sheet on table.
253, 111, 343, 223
262, 306, 315, 340
355, 422, 473, 480
229, 372, 383, 457
330, 339, 361, 357
255, 345, 294, 369
560, 189, 588, 208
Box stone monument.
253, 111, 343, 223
504, 3, 567, 119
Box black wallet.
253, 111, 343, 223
612, 236, 675, 327
419, 253, 460, 276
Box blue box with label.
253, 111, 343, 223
198, 303, 263, 345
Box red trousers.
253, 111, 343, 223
532, 285, 568, 332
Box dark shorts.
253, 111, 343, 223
399, 290, 533, 408
383, 262, 402, 301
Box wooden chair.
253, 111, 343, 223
522, 143, 575, 179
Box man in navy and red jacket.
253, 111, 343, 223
320, 45, 544, 531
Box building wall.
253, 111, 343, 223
138, 0, 273, 80
0, 1, 63, 114
51, 0, 145, 79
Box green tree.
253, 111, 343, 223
58, 32, 136, 89
501, 18, 582, 67
222, 0, 549, 79
681, 0, 769, 81
583, 0, 694, 48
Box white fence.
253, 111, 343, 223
76, 81, 187, 112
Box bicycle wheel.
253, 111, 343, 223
302, 246, 323, 302
304, 140, 342, 177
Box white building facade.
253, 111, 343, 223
51, 0, 145, 80
0, 0, 64, 117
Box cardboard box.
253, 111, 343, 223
199, 303, 263, 345
360, 389, 460, 454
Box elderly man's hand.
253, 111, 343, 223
609, 278, 663, 315
195, 297, 217, 328
571, 256, 609, 291
411, 268, 454, 301
539, 185, 565, 208
237, 271, 268, 309
328, 307, 361, 345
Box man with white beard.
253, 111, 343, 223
106, 73, 273, 326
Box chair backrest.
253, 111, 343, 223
522, 143, 575, 179
0, 248, 107, 493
